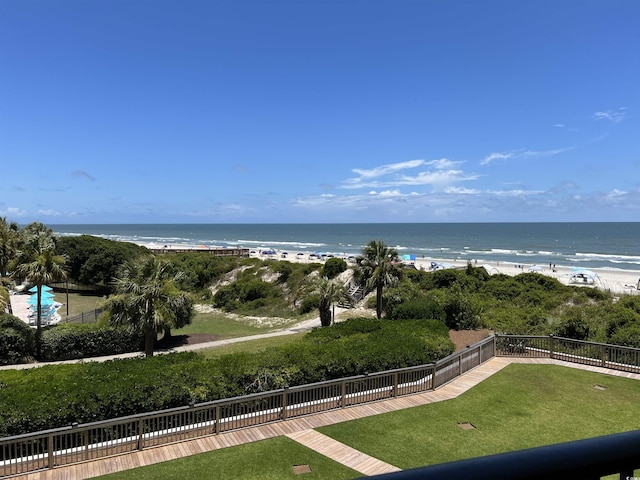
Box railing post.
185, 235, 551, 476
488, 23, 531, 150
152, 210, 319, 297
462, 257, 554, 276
431, 365, 437, 390
83, 430, 89, 460
281, 388, 288, 420
341, 380, 346, 408
393, 371, 398, 397
215, 405, 221, 434
458, 355, 462, 376
48, 433, 55, 469
600, 344, 607, 368
137, 418, 144, 450
549, 335, 555, 359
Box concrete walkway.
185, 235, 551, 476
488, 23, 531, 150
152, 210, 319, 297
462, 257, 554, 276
0, 313, 325, 371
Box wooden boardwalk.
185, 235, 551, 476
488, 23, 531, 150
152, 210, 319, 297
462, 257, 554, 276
10, 357, 640, 480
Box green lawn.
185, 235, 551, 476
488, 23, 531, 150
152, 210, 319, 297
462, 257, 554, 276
96, 436, 358, 480
92, 364, 640, 479
318, 364, 640, 469
55, 292, 105, 319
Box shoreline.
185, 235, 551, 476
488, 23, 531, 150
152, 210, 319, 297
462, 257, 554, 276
136, 241, 640, 297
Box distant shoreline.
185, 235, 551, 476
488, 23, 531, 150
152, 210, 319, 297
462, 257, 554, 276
135, 241, 640, 297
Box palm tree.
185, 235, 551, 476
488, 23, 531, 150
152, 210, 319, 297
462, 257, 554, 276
314, 276, 351, 327
13, 230, 67, 359
0, 217, 19, 278
106, 256, 194, 357
355, 240, 401, 319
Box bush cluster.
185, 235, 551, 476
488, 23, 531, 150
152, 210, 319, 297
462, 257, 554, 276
0, 313, 34, 365
0, 317, 142, 364
40, 323, 143, 361
0, 317, 454, 436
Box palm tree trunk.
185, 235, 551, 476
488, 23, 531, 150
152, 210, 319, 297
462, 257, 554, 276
144, 327, 155, 357
163, 326, 172, 339
35, 283, 42, 359
319, 304, 332, 327
376, 283, 383, 319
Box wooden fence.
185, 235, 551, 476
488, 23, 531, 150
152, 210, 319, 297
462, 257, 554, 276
1, 335, 639, 477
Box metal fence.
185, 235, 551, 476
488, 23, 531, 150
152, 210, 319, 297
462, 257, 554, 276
61, 308, 104, 325
3, 334, 640, 477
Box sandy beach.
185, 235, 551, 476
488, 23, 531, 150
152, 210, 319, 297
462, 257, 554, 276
134, 241, 640, 297
244, 248, 640, 297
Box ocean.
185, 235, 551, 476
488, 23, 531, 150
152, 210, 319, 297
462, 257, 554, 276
50, 223, 640, 272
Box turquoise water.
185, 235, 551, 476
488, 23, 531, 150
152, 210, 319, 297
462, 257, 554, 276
51, 223, 640, 271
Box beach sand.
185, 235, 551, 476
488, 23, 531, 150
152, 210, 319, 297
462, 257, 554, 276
139, 241, 640, 297
245, 249, 640, 297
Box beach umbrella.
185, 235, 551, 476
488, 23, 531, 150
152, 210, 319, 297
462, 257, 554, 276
528, 265, 545, 273
29, 295, 55, 306
30, 291, 54, 299
29, 285, 53, 293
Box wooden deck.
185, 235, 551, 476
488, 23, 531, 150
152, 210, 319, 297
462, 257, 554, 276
10, 356, 640, 480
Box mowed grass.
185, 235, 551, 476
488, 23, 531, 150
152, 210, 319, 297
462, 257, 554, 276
317, 364, 640, 469
96, 436, 358, 480
91, 364, 640, 480
57, 292, 106, 318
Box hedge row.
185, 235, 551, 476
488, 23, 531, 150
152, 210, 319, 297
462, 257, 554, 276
40, 323, 143, 361
0, 318, 454, 436
0, 315, 143, 365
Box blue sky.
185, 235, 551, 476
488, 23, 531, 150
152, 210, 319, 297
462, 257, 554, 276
1, 0, 639, 224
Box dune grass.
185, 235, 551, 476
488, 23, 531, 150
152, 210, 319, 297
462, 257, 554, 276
96, 436, 358, 480
317, 364, 640, 469
175, 311, 306, 339
92, 364, 640, 479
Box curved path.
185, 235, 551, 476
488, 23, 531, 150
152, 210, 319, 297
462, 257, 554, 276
10, 357, 640, 479
0, 314, 326, 371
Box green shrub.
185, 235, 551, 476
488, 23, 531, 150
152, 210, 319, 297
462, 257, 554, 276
0, 317, 454, 436
40, 323, 143, 361
609, 325, 640, 348
298, 293, 320, 314
443, 285, 482, 330
322, 258, 347, 279
388, 295, 446, 322
0, 313, 34, 364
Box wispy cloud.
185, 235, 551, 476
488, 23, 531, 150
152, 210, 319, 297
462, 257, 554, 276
591, 108, 627, 123
350, 159, 424, 180
481, 151, 516, 165
552, 123, 565, 128
343, 158, 476, 189
481, 146, 575, 165
72, 170, 95, 181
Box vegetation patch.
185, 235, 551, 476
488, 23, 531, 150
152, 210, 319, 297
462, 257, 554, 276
0, 317, 453, 436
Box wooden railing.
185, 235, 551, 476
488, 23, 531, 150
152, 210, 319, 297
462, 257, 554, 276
2, 334, 640, 477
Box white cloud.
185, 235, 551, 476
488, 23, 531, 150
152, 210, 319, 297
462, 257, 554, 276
343, 158, 477, 189
444, 186, 481, 195
481, 151, 516, 165
552, 123, 565, 128
592, 108, 627, 123
36, 209, 66, 217
1, 206, 28, 217
482, 146, 575, 165
350, 159, 424, 180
